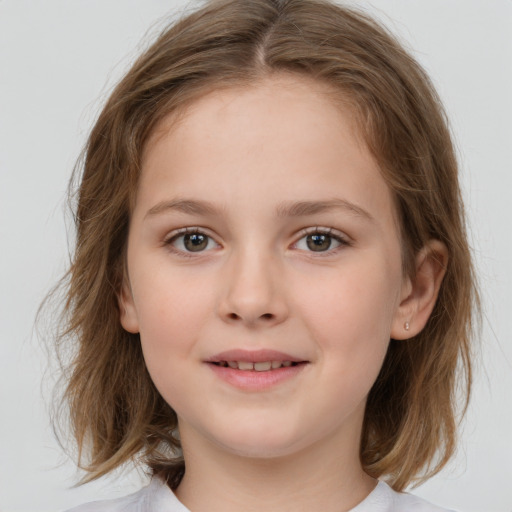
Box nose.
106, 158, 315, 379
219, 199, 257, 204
217, 247, 289, 328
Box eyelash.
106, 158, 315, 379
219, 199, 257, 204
293, 227, 351, 256
163, 227, 219, 258
163, 226, 351, 257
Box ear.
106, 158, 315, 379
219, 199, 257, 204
118, 277, 140, 334
391, 240, 448, 340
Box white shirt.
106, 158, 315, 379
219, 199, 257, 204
66, 477, 455, 511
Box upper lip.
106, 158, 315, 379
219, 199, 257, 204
205, 349, 306, 363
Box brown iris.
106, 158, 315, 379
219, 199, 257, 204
306, 233, 332, 252
184, 233, 208, 251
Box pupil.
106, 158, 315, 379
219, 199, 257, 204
184, 233, 208, 251
307, 234, 331, 251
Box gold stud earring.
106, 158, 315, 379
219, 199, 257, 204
404, 321, 410, 331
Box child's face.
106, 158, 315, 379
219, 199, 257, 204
120, 74, 410, 461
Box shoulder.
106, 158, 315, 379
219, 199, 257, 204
350, 480, 457, 512
64, 477, 189, 512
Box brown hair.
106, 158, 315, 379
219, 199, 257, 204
55, 0, 478, 491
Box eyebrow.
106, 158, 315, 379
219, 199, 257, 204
275, 199, 374, 221
145, 198, 374, 222
145, 198, 221, 218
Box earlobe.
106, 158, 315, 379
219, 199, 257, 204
391, 240, 448, 340
118, 279, 140, 334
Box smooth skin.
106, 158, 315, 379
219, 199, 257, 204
119, 73, 447, 512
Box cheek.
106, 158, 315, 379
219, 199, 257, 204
134, 275, 215, 413
292, 256, 400, 365
132, 265, 214, 372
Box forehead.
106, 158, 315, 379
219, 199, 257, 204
144, 73, 363, 161
137, 74, 396, 227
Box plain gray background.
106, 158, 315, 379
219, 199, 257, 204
0, 1, 511, 510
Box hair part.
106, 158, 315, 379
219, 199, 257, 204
55, 0, 478, 491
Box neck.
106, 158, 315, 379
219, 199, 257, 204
174, 423, 376, 512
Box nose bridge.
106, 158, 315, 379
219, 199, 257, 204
219, 240, 288, 326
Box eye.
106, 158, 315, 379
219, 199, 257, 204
294, 229, 348, 253
165, 229, 219, 254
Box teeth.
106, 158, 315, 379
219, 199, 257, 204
218, 361, 296, 371
254, 361, 272, 372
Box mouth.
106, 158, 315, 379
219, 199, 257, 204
205, 349, 309, 390
210, 360, 304, 371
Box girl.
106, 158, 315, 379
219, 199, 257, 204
57, 0, 478, 510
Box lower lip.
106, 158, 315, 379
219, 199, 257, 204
206, 363, 308, 391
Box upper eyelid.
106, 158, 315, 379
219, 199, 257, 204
294, 226, 350, 242
163, 227, 221, 252
164, 226, 218, 241
162, 226, 351, 247
163, 225, 347, 235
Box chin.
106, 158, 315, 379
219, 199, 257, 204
210, 424, 310, 460
221, 442, 303, 460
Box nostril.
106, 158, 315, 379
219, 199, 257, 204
226, 312, 274, 321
